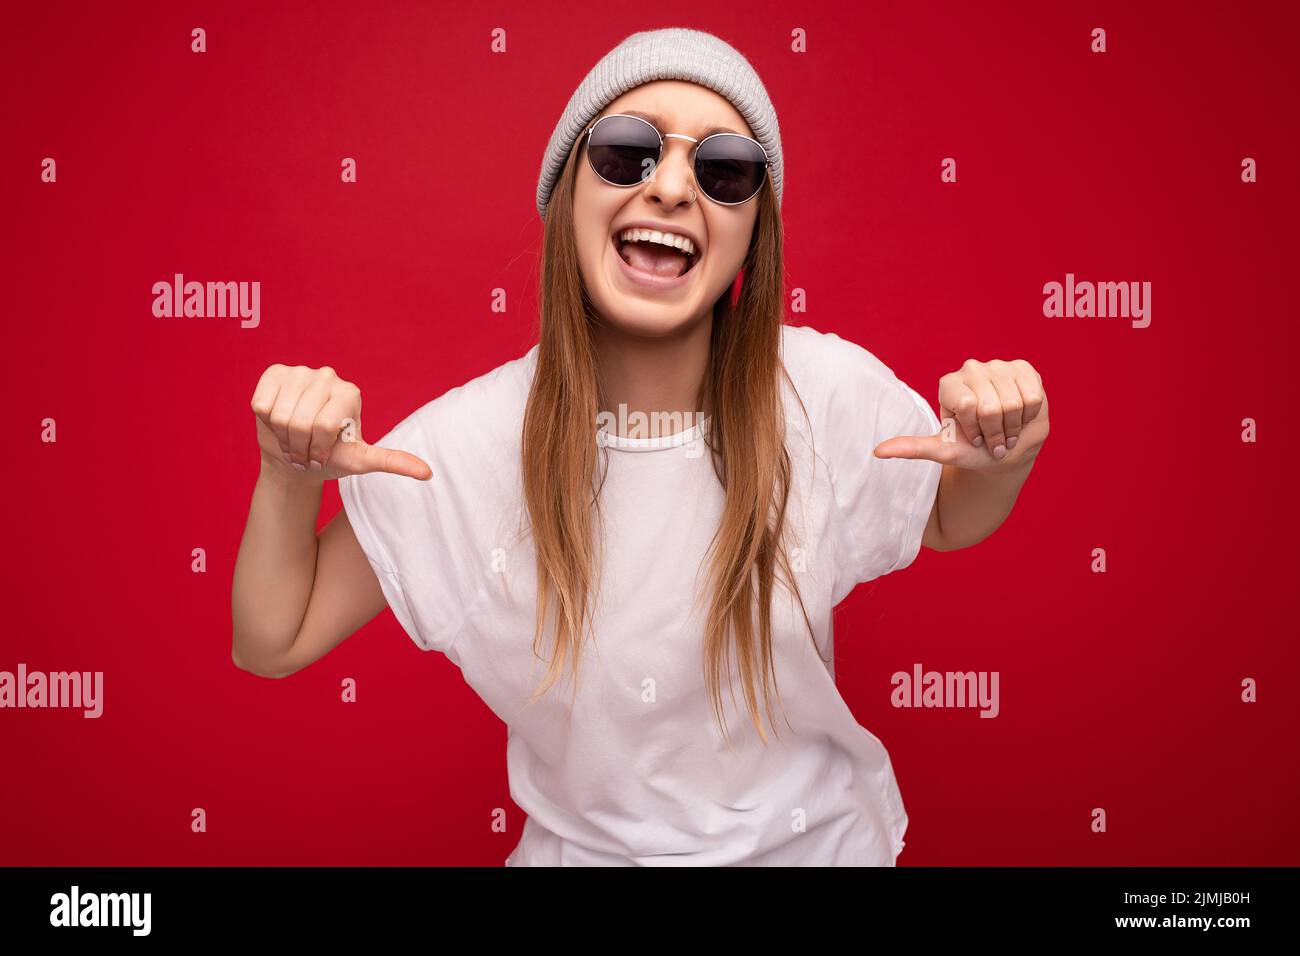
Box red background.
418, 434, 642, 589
4, 0, 1297, 865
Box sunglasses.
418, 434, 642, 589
582, 113, 771, 206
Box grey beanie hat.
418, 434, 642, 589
535, 27, 783, 220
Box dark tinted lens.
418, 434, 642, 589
587, 115, 661, 186
695, 134, 768, 203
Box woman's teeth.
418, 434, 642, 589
615, 229, 698, 278
618, 228, 696, 257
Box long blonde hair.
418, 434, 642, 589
520, 139, 815, 748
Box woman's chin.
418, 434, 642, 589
592, 304, 702, 339
587, 249, 708, 331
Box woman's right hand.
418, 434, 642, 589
250, 364, 432, 481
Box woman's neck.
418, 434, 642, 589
592, 317, 713, 439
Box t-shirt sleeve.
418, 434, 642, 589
337, 395, 485, 656
816, 334, 943, 605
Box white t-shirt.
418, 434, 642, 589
339, 323, 942, 866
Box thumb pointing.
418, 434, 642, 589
874, 435, 942, 462
336, 439, 433, 480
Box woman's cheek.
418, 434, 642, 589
709, 237, 747, 293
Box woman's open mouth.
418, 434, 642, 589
611, 228, 700, 290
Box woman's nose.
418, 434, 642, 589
644, 140, 696, 206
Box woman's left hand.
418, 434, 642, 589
874, 359, 1049, 471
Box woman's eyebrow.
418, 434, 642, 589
622, 109, 743, 139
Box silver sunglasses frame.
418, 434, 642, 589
582, 113, 771, 206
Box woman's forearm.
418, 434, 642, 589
231, 456, 326, 671
929, 457, 1035, 551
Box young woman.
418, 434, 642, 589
231, 28, 1049, 866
